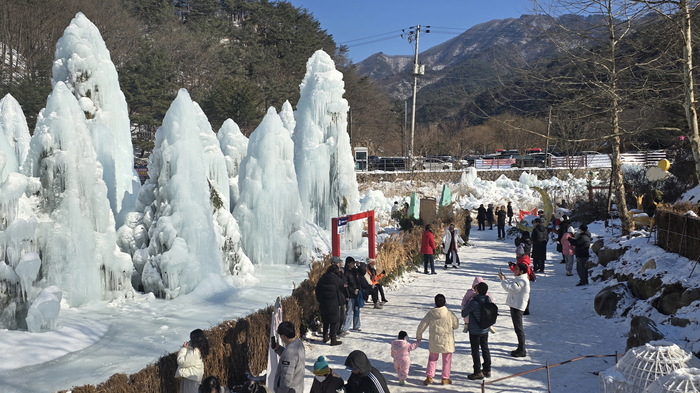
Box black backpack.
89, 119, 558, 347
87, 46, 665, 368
473, 297, 498, 329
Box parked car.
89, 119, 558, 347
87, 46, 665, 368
417, 157, 453, 171
371, 156, 408, 171
512, 153, 552, 168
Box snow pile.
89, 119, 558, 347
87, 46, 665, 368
599, 341, 700, 392
217, 118, 248, 210
126, 89, 251, 298
25, 286, 62, 333
234, 107, 326, 265
279, 100, 296, 135
645, 367, 700, 393
52, 12, 140, 227
293, 50, 362, 248
0, 94, 30, 181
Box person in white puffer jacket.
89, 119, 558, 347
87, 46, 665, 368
415, 294, 459, 386
498, 263, 530, 358
175, 329, 210, 393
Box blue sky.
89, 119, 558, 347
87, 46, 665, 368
288, 0, 536, 63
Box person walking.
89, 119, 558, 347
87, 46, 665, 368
476, 204, 487, 231
486, 204, 495, 230
272, 321, 305, 393
442, 223, 464, 268
531, 218, 548, 273
344, 350, 390, 393
569, 224, 592, 286
557, 215, 572, 264
331, 256, 348, 338
561, 226, 576, 276
496, 206, 507, 240
464, 210, 473, 245
421, 225, 437, 274
314, 264, 345, 346
462, 282, 492, 380
507, 202, 514, 226
498, 263, 530, 358
391, 331, 419, 385
416, 294, 459, 385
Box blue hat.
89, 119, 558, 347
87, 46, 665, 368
313, 356, 330, 375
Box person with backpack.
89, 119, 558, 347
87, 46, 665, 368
462, 282, 493, 380
498, 263, 530, 358
416, 294, 459, 385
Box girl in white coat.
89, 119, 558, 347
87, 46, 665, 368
175, 329, 210, 393
442, 224, 465, 268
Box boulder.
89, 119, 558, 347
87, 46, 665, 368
627, 275, 663, 300
653, 289, 683, 316
592, 239, 605, 255
640, 259, 656, 273
669, 317, 691, 327
680, 288, 700, 308
598, 247, 628, 266
626, 315, 664, 351
601, 269, 616, 280
594, 283, 633, 318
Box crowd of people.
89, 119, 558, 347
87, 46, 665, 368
173, 202, 592, 392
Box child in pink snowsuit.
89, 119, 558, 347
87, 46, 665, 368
461, 276, 493, 332
391, 330, 418, 385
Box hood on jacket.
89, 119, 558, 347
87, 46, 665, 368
345, 350, 372, 377
428, 306, 450, 320
471, 276, 485, 289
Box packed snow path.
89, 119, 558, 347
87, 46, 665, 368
304, 227, 628, 392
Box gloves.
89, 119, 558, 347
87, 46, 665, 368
381, 270, 386, 275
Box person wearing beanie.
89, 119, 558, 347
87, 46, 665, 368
310, 356, 344, 393
561, 226, 576, 276
498, 262, 530, 358
345, 350, 390, 393
416, 294, 459, 385
569, 224, 592, 286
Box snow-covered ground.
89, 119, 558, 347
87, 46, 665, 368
0, 220, 632, 392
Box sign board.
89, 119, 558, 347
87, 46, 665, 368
338, 217, 348, 226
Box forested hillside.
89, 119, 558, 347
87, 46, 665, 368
0, 0, 398, 152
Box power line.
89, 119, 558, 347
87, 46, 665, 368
339, 29, 404, 44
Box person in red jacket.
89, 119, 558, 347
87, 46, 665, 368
421, 225, 437, 274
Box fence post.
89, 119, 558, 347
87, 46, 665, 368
481, 380, 485, 393
546, 361, 551, 393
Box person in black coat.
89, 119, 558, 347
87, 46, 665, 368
342, 258, 362, 333
315, 264, 345, 345
464, 210, 472, 244
486, 204, 495, 230
345, 350, 390, 393
531, 218, 548, 273
507, 202, 514, 225
476, 204, 487, 231
514, 230, 532, 256
569, 224, 592, 286
496, 206, 507, 240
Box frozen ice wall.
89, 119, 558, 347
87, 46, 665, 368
234, 108, 311, 265
22, 82, 133, 307
52, 12, 140, 228
293, 50, 361, 247
132, 89, 237, 298
217, 119, 248, 211
0, 94, 30, 181
279, 100, 296, 136
194, 102, 230, 210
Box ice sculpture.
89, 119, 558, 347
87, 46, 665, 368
23, 82, 133, 307
293, 50, 361, 247
234, 108, 314, 265
52, 12, 140, 228
130, 89, 249, 298
599, 341, 700, 392
25, 286, 62, 333
194, 102, 230, 210
217, 119, 248, 211
279, 100, 296, 136
0, 94, 30, 181
645, 368, 700, 393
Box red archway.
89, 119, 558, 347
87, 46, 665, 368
331, 210, 376, 259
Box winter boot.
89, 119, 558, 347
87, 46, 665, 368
467, 372, 484, 380
322, 333, 329, 343
423, 377, 433, 385
441, 378, 452, 385
330, 337, 342, 346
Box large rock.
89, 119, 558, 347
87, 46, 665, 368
627, 275, 663, 300
591, 239, 605, 255
626, 315, 664, 351
652, 286, 683, 316
597, 246, 627, 266
680, 288, 700, 307
640, 259, 656, 273
594, 283, 633, 318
